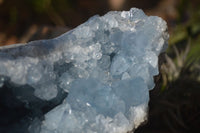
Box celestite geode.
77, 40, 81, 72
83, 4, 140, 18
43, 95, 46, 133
0, 8, 168, 133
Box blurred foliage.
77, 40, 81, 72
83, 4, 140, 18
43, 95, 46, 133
26, 0, 73, 25
161, 0, 200, 89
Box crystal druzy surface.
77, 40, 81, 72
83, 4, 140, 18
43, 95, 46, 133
0, 8, 168, 133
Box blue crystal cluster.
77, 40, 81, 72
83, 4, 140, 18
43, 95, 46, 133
0, 8, 168, 133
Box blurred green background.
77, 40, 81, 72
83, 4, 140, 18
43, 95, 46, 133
0, 0, 200, 133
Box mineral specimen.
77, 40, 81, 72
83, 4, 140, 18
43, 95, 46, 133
0, 8, 168, 133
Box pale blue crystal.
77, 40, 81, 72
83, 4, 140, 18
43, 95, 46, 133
0, 8, 168, 133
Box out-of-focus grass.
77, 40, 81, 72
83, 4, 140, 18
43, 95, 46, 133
27, 0, 73, 26
161, 0, 200, 90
